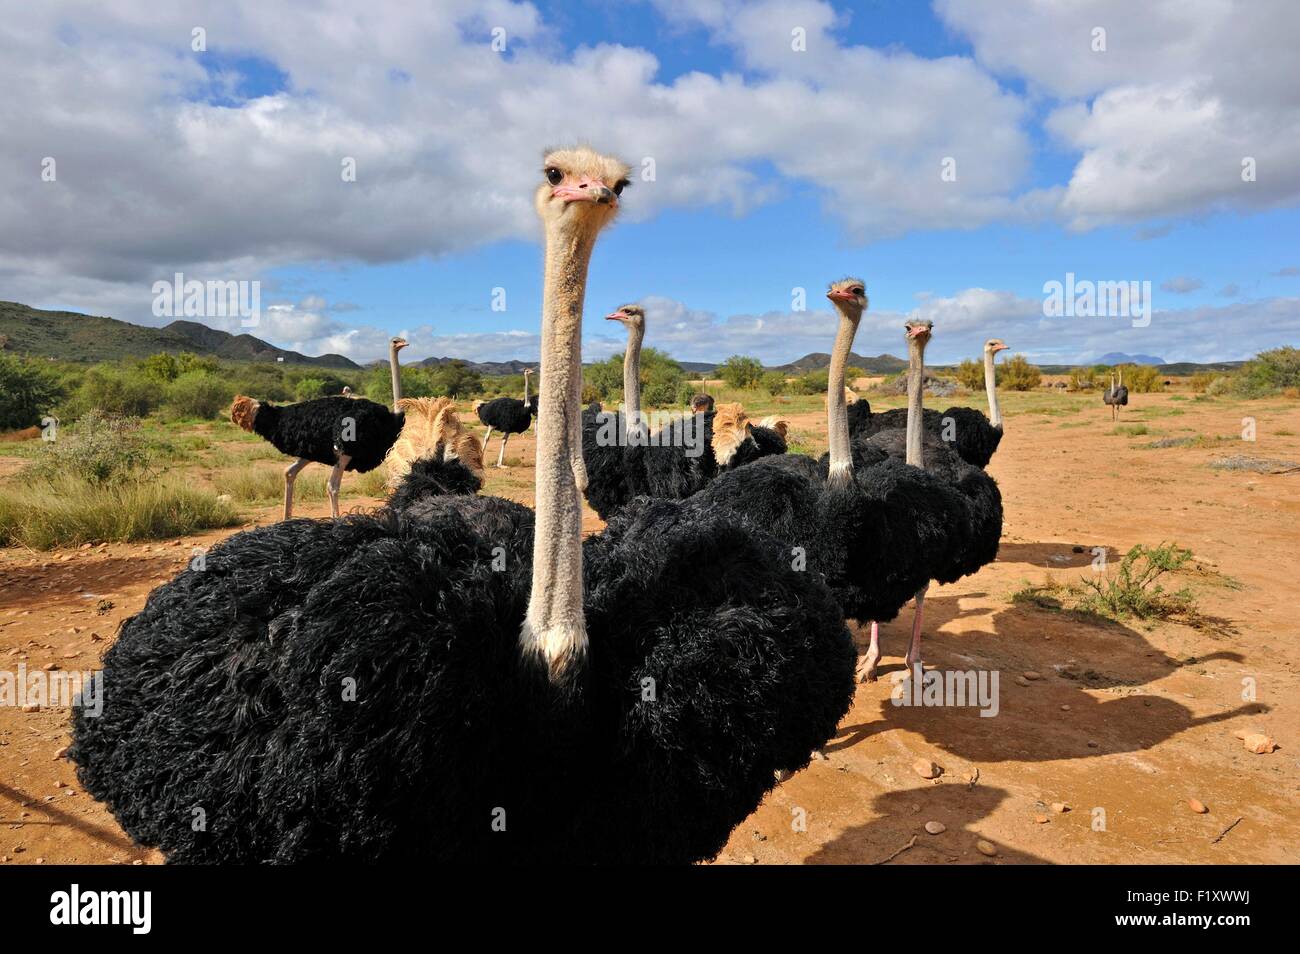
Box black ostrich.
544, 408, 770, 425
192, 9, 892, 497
680, 281, 1001, 685
581, 313, 783, 521
230, 336, 408, 519
1103, 369, 1129, 420
69, 146, 855, 864
476, 368, 538, 468
846, 337, 1008, 468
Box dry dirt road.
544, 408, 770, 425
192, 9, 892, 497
2, 393, 1297, 864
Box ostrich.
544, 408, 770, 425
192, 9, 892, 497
581, 312, 783, 521
476, 367, 537, 468
682, 282, 1001, 683
688, 392, 788, 457
69, 146, 854, 864
847, 337, 1009, 468
229, 336, 408, 519
1103, 369, 1129, 420
852, 320, 1003, 680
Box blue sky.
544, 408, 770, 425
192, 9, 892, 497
5, 0, 1300, 365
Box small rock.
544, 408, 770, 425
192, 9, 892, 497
810, 750, 827, 761
1060, 705, 1071, 711
1072, 545, 1085, 553
21, 704, 40, 713
1023, 671, 1041, 681
752, 831, 767, 842
1188, 799, 1209, 814
62, 652, 80, 659
913, 759, 941, 779
976, 840, 998, 857
1015, 676, 1030, 687
54, 780, 66, 789
132, 859, 144, 866
54, 746, 69, 760
35, 857, 45, 864
1087, 741, 1099, 748
740, 854, 756, 865
1240, 732, 1277, 754
924, 821, 946, 834
1051, 802, 1069, 814
1034, 814, 1049, 824
42, 663, 59, 672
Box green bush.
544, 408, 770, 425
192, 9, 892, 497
1116, 364, 1164, 393
1233, 346, 1300, 397
0, 353, 65, 429
998, 355, 1041, 391
792, 369, 829, 396
1069, 366, 1105, 390
69, 366, 165, 418
761, 371, 788, 396
293, 377, 329, 401
27, 411, 150, 484
165, 371, 235, 419
583, 347, 683, 407
1077, 543, 1195, 620
718, 355, 764, 390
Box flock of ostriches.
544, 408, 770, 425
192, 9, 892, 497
71, 147, 1017, 864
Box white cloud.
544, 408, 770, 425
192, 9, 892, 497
1160, 276, 1203, 294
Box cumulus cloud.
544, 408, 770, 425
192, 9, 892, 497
938, 0, 1300, 228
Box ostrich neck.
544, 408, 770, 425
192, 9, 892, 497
523, 372, 530, 405
984, 349, 1002, 429
522, 222, 596, 673
622, 324, 644, 435
906, 337, 927, 468
389, 345, 403, 410
826, 305, 860, 486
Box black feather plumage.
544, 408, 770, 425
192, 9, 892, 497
846, 399, 1003, 469
251, 396, 403, 472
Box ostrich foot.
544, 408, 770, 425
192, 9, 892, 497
856, 651, 880, 683
904, 587, 928, 672
856, 620, 881, 682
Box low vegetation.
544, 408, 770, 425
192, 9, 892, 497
1012, 543, 1201, 624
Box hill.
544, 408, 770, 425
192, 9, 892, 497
0, 302, 359, 369
1092, 351, 1167, 365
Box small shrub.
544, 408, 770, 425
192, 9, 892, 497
761, 371, 788, 396
1116, 364, 1164, 393
164, 371, 235, 420
1076, 543, 1195, 620
955, 358, 984, 390
998, 355, 1041, 391
1206, 375, 1234, 396
27, 411, 150, 484
1233, 346, 1300, 397
69, 366, 165, 418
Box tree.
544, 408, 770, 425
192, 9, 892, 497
0, 353, 65, 429
955, 358, 983, 390
998, 355, 1041, 392
718, 355, 764, 390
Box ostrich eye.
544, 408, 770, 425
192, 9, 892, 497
852, 287, 863, 295
546, 167, 563, 186
613, 179, 628, 196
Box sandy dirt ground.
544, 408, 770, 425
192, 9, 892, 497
2, 393, 1297, 865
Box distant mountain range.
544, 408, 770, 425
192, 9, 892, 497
0, 302, 360, 369
1092, 351, 1167, 365
0, 302, 1257, 376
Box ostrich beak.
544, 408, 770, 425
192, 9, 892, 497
906, 325, 931, 339
827, 289, 855, 302
604, 310, 627, 321
553, 179, 618, 207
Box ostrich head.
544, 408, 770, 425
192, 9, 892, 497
690, 393, 715, 414
390, 336, 409, 352
905, 318, 933, 344
826, 278, 868, 315
984, 338, 1008, 355
534, 146, 630, 235
711, 402, 756, 468
230, 395, 260, 432
604, 304, 645, 331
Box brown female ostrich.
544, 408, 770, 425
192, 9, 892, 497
1103, 369, 1129, 420
230, 335, 408, 519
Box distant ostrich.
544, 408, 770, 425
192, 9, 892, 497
384, 396, 486, 508
581, 313, 784, 521
1103, 369, 1129, 420
688, 392, 788, 458
475, 367, 537, 468
230, 336, 408, 519
847, 337, 1009, 468
70, 146, 854, 864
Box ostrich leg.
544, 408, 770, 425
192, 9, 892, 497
482, 427, 493, 452
856, 621, 881, 682
283, 457, 309, 521
326, 453, 351, 518
496, 433, 509, 468
904, 583, 929, 673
